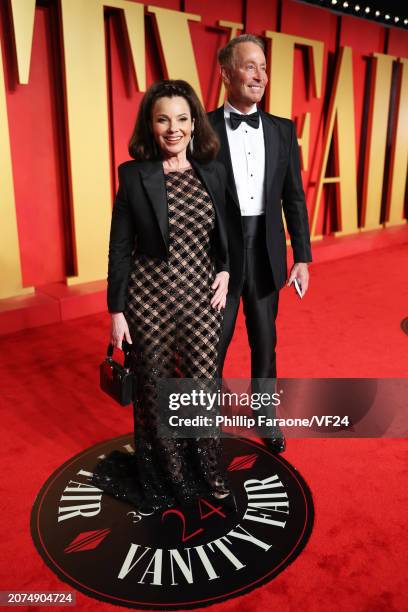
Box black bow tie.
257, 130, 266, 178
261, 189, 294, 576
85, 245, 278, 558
229, 111, 260, 130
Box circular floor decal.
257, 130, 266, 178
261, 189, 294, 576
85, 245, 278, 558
31, 435, 314, 610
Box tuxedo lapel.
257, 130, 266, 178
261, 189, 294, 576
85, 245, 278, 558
139, 162, 168, 253
211, 107, 240, 208
212, 107, 280, 209
260, 110, 279, 202
192, 159, 228, 271
192, 160, 225, 235
191, 160, 217, 207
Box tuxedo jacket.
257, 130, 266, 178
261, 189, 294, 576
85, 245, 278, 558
107, 158, 229, 313
208, 106, 312, 296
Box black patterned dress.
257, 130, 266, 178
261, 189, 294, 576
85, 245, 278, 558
92, 168, 229, 511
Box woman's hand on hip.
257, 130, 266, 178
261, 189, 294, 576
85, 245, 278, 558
211, 271, 229, 311
110, 312, 132, 349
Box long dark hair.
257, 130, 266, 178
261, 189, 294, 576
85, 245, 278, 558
128, 80, 219, 162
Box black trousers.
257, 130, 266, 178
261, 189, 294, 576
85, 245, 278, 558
217, 215, 280, 381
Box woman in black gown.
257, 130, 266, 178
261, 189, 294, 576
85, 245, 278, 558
92, 80, 233, 512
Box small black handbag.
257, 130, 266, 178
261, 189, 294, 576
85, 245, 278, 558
99, 341, 136, 406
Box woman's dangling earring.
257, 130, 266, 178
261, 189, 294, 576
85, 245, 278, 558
189, 121, 195, 153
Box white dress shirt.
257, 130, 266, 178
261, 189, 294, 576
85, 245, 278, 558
224, 100, 266, 216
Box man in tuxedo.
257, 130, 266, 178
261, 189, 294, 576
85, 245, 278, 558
208, 34, 312, 453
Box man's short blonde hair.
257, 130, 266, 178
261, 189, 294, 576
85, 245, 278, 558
217, 34, 265, 69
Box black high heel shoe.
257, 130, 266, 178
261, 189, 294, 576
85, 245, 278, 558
211, 488, 237, 513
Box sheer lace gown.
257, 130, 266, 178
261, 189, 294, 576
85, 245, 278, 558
92, 168, 230, 511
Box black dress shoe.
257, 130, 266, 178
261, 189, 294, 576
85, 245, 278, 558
261, 428, 286, 454
211, 491, 238, 513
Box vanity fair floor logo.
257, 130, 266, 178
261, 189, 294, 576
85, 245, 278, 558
31, 435, 314, 610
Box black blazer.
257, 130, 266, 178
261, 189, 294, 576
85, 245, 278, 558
107, 158, 229, 313
208, 106, 312, 295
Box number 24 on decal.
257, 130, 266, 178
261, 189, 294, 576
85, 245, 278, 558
161, 498, 226, 543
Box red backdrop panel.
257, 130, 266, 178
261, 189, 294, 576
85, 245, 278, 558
1, 0, 407, 293
3, 5, 67, 287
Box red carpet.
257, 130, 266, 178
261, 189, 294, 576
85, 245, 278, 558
225, 242, 408, 378
0, 243, 407, 610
